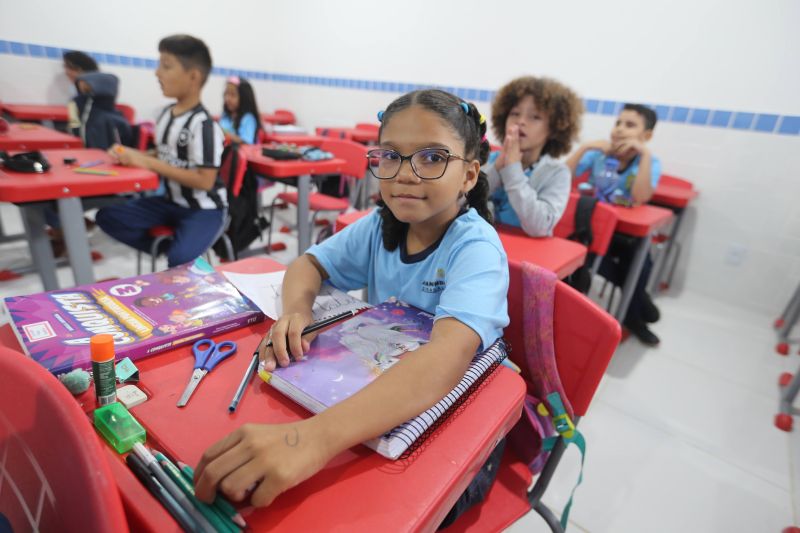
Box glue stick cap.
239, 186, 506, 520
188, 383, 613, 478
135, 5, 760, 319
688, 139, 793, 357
90, 334, 115, 362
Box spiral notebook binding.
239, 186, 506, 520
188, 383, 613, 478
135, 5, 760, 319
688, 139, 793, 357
381, 338, 508, 459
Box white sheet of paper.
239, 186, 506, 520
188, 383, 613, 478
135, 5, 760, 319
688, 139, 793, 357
222, 270, 368, 321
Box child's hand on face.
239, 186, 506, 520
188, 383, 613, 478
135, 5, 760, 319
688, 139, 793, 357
496, 125, 522, 170
611, 138, 647, 158
258, 311, 314, 371
193, 420, 333, 507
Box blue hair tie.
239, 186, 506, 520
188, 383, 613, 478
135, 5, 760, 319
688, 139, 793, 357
377, 110, 384, 122
460, 102, 469, 114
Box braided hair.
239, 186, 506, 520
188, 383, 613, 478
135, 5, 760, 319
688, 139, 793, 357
376, 89, 492, 250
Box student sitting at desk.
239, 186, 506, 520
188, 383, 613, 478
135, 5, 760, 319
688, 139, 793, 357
566, 103, 662, 345
194, 89, 509, 527
484, 76, 583, 236
63, 50, 99, 131
219, 76, 263, 144
96, 34, 226, 268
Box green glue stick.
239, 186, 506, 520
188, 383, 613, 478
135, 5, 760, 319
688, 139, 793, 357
91, 334, 117, 406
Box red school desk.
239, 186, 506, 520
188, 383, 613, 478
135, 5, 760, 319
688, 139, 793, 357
258, 132, 326, 146
0, 149, 158, 291
0, 257, 526, 532
1, 103, 69, 122
0, 123, 82, 151
241, 144, 346, 254
334, 210, 588, 280
607, 204, 673, 322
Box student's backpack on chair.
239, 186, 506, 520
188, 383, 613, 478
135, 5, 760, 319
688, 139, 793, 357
213, 144, 269, 260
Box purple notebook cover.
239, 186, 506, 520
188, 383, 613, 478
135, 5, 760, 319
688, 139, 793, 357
3, 258, 264, 374
271, 300, 433, 408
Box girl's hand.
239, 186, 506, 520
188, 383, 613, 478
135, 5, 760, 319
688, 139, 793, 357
193, 420, 333, 507
258, 311, 313, 370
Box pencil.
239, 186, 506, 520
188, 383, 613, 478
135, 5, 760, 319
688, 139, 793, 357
228, 309, 359, 412
178, 461, 247, 529
73, 168, 118, 176
126, 453, 199, 532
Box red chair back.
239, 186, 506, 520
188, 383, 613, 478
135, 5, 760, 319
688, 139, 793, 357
273, 109, 296, 125
319, 138, 369, 179
659, 174, 694, 189
506, 260, 620, 416
219, 144, 248, 198
316, 127, 354, 140
0, 347, 128, 532
354, 122, 380, 132
553, 192, 618, 257
115, 103, 135, 124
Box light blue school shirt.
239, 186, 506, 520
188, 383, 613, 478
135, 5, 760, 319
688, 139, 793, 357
576, 149, 661, 206
306, 208, 509, 350
218, 112, 258, 144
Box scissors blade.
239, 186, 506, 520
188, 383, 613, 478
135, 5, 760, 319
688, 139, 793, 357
176, 369, 207, 407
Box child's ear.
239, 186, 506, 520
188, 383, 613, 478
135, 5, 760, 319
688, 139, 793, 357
463, 159, 480, 194
643, 129, 653, 142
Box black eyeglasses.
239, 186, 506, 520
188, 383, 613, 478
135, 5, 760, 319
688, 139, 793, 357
366, 148, 469, 180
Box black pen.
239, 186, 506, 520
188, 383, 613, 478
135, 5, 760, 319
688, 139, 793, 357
126, 453, 198, 532
228, 309, 360, 413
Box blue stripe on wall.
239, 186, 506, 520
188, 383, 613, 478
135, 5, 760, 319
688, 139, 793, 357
1, 38, 797, 136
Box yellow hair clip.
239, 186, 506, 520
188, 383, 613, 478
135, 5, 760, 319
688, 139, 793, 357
479, 114, 486, 124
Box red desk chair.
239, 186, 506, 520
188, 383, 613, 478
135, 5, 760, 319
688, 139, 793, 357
0, 346, 128, 532
354, 122, 380, 132
554, 192, 618, 297
136, 146, 244, 273
266, 139, 368, 250
315, 127, 354, 140
649, 174, 696, 291
449, 259, 620, 532
115, 103, 136, 124
273, 109, 296, 125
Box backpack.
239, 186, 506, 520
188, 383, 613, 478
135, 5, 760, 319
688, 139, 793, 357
71, 72, 134, 150
506, 262, 587, 529
564, 195, 598, 294
212, 144, 269, 260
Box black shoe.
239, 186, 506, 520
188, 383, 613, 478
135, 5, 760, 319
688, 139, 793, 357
625, 319, 660, 347
641, 292, 661, 323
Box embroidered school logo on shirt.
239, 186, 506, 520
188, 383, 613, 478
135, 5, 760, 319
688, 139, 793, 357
422, 269, 446, 293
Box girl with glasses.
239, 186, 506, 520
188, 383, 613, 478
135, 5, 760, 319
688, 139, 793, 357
194, 90, 510, 526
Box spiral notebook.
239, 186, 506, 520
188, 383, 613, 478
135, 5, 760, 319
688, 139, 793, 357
264, 300, 507, 459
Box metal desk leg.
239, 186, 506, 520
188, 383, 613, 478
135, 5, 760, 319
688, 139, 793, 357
648, 207, 685, 293
296, 173, 311, 254
614, 234, 651, 322
19, 204, 60, 291
57, 197, 95, 286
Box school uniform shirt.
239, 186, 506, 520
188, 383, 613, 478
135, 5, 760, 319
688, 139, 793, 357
218, 112, 258, 144
576, 149, 661, 206
156, 103, 227, 210
484, 152, 571, 237
306, 208, 509, 350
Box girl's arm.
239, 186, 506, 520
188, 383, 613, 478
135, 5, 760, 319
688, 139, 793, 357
498, 163, 571, 236
193, 317, 480, 507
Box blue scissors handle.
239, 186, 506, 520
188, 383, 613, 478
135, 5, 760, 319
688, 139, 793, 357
192, 339, 237, 371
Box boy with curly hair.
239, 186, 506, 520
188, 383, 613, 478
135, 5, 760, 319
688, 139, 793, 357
484, 76, 583, 236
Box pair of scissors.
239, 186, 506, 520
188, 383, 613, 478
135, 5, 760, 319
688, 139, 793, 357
176, 339, 237, 407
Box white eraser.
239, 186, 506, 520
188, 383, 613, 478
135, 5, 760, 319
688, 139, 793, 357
117, 384, 148, 408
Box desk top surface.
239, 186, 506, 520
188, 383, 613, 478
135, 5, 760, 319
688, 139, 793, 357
0, 123, 82, 150
1, 103, 69, 121
612, 204, 674, 236
0, 148, 158, 202
497, 226, 588, 280
242, 144, 346, 178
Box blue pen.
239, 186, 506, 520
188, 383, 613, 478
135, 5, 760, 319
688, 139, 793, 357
78, 159, 105, 168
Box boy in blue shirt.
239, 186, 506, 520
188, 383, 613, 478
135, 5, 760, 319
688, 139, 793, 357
96, 35, 226, 267
567, 104, 662, 345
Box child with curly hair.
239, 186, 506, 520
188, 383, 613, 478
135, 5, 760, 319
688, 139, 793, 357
485, 76, 583, 236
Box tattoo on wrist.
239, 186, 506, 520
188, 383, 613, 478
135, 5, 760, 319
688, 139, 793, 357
285, 427, 300, 447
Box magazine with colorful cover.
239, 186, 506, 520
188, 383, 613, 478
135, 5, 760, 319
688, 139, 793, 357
2, 258, 264, 375
267, 300, 507, 459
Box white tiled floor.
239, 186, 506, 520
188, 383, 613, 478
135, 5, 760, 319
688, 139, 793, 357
1, 200, 798, 533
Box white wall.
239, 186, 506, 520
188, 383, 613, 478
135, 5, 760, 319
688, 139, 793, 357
2, 0, 799, 314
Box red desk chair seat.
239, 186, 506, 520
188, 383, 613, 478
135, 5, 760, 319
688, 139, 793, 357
448, 260, 620, 532
0, 346, 129, 532
135, 146, 246, 273
266, 138, 368, 250
115, 103, 136, 124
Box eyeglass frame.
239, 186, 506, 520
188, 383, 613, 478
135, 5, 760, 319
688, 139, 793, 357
365, 147, 471, 180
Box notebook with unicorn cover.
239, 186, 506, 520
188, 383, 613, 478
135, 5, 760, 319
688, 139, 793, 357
264, 299, 507, 459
